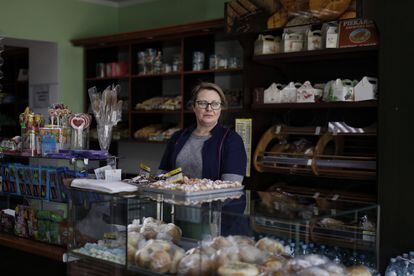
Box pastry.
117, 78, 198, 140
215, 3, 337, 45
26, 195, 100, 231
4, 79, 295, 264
267, 8, 288, 29
135, 239, 172, 268
177, 253, 213, 276
218, 261, 259, 276
323, 263, 346, 276
346, 266, 372, 276
280, 0, 309, 14
309, 0, 351, 20
149, 250, 172, 273
128, 244, 136, 263
128, 224, 140, 232
156, 223, 182, 244
128, 231, 142, 249
256, 237, 285, 255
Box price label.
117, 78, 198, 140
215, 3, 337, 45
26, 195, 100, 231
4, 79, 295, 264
139, 163, 151, 178
307, 159, 312, 166
276, 125, 281, 134
164, 167, 184, 184
315, 126, 321, 135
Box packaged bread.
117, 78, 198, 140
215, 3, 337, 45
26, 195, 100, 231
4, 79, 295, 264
256, 237, 285, 255
217, 261, 260, 276
177, 253, 214, 276
346, 265, 372, 276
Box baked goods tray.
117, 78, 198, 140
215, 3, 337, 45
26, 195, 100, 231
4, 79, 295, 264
139, 186, 244, 197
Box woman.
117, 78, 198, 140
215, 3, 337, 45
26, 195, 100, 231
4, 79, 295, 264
159, 82, 247, 182
159, 82, 250, 236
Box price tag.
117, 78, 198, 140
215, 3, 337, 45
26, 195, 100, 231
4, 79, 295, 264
164, 167, 184, 184
315, 126, 321, 135
313, 192, 320, 199
275, 125, 281, 134
332, 194, 339, 201
94, 165, 112, 180
105, 169, 122, 181
307, 159, 312, 166
139, 163, 151, 178
83, 158, 89, 165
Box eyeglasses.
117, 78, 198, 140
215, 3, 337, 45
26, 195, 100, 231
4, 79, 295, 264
195, 100, 222, 110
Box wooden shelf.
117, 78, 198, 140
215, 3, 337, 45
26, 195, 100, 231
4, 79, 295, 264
251, 101, 377, 110
183, 108, 245, 113
253, 46, 378, 65
0, 233, 66, 262
86, 76, 129, 81
123, 138, 168, 144
131, 109, 181, 114
183, 68, 243, 75
131, 72, 181, 78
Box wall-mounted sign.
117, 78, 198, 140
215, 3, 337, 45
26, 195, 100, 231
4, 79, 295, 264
32, 84, 50, 108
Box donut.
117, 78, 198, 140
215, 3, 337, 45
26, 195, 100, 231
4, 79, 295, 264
310, 0, 351, 20
267, 8, 288, 29
280, 0, 309, 13
217, 261, 259, 276
256, 237, 285, 255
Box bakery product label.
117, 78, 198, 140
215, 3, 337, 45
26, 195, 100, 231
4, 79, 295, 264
339, 19, 378, 48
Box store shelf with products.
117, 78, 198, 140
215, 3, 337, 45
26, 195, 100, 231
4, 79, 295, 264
252, 46, 379, 65
183, 67, 243, 75
66, 187, 379, 274
251, 100, 378, 110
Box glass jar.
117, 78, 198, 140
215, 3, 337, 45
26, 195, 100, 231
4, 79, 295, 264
192, 51, 204, 71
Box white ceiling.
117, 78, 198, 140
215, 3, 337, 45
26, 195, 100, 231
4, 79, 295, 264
79, 0, 157, 8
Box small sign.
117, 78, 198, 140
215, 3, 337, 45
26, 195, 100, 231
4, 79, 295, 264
339, 19, 378, 48
236, 118, 252, 177
32, 84, 50, 108
139, 163, 151, 178
105, 169, 122, 181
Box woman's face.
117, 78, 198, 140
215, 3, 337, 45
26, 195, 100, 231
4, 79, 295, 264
193, 89, 222, 128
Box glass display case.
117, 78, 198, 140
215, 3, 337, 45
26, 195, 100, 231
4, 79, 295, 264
67, 188, 379, 275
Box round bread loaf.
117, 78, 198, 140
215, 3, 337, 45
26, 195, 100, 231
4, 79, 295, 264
310, 0, 351, 20
149, 250, 171, 273
177, 253, 213, 276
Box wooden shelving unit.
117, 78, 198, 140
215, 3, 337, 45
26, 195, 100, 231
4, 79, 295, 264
0, 233, 66, 262
252, 100, 377, 110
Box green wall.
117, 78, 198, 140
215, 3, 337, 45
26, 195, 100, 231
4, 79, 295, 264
118, 0, 227, 32
0, 0, 118, 113
0, 0, 227, 112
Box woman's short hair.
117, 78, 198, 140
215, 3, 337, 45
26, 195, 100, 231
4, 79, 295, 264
190, 82, 228, 107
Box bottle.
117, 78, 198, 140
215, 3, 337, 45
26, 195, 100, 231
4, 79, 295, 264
385, 258, 400, 276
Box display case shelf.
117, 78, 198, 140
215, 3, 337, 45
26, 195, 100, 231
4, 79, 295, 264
131, 72, 181, 78
252, 101, 377, 110
131, 110, 181, 114
183, 67, 243, 75
253, 46, 379, 65
86, 76, 129, 81
0, 233, 66, 262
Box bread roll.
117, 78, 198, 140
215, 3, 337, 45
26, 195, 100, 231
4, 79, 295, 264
218, 261, 259, 276
210, 236, 233, 250
169, 246, 185, 274
214, 246, 240, 269
128, 231, 142, 249
256, 237, 285, 255
238, 244, 267, 264
140, 222, 158, 240
149, 250, 171, 273
346, 265, 372, 276
262, 255, 286, 272
267, 9, 288, 29
127, 244, 136, 263
177, 253, 213, 276
310, 0, 351, 20
299, 266, 330, 276
128, 224, 140, 232
228, 235, 255, 246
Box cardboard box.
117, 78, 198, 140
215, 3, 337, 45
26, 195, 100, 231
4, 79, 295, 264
339, 19, 378, 48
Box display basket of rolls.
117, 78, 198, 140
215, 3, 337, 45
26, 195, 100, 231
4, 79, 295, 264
253, 124, 377, 180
